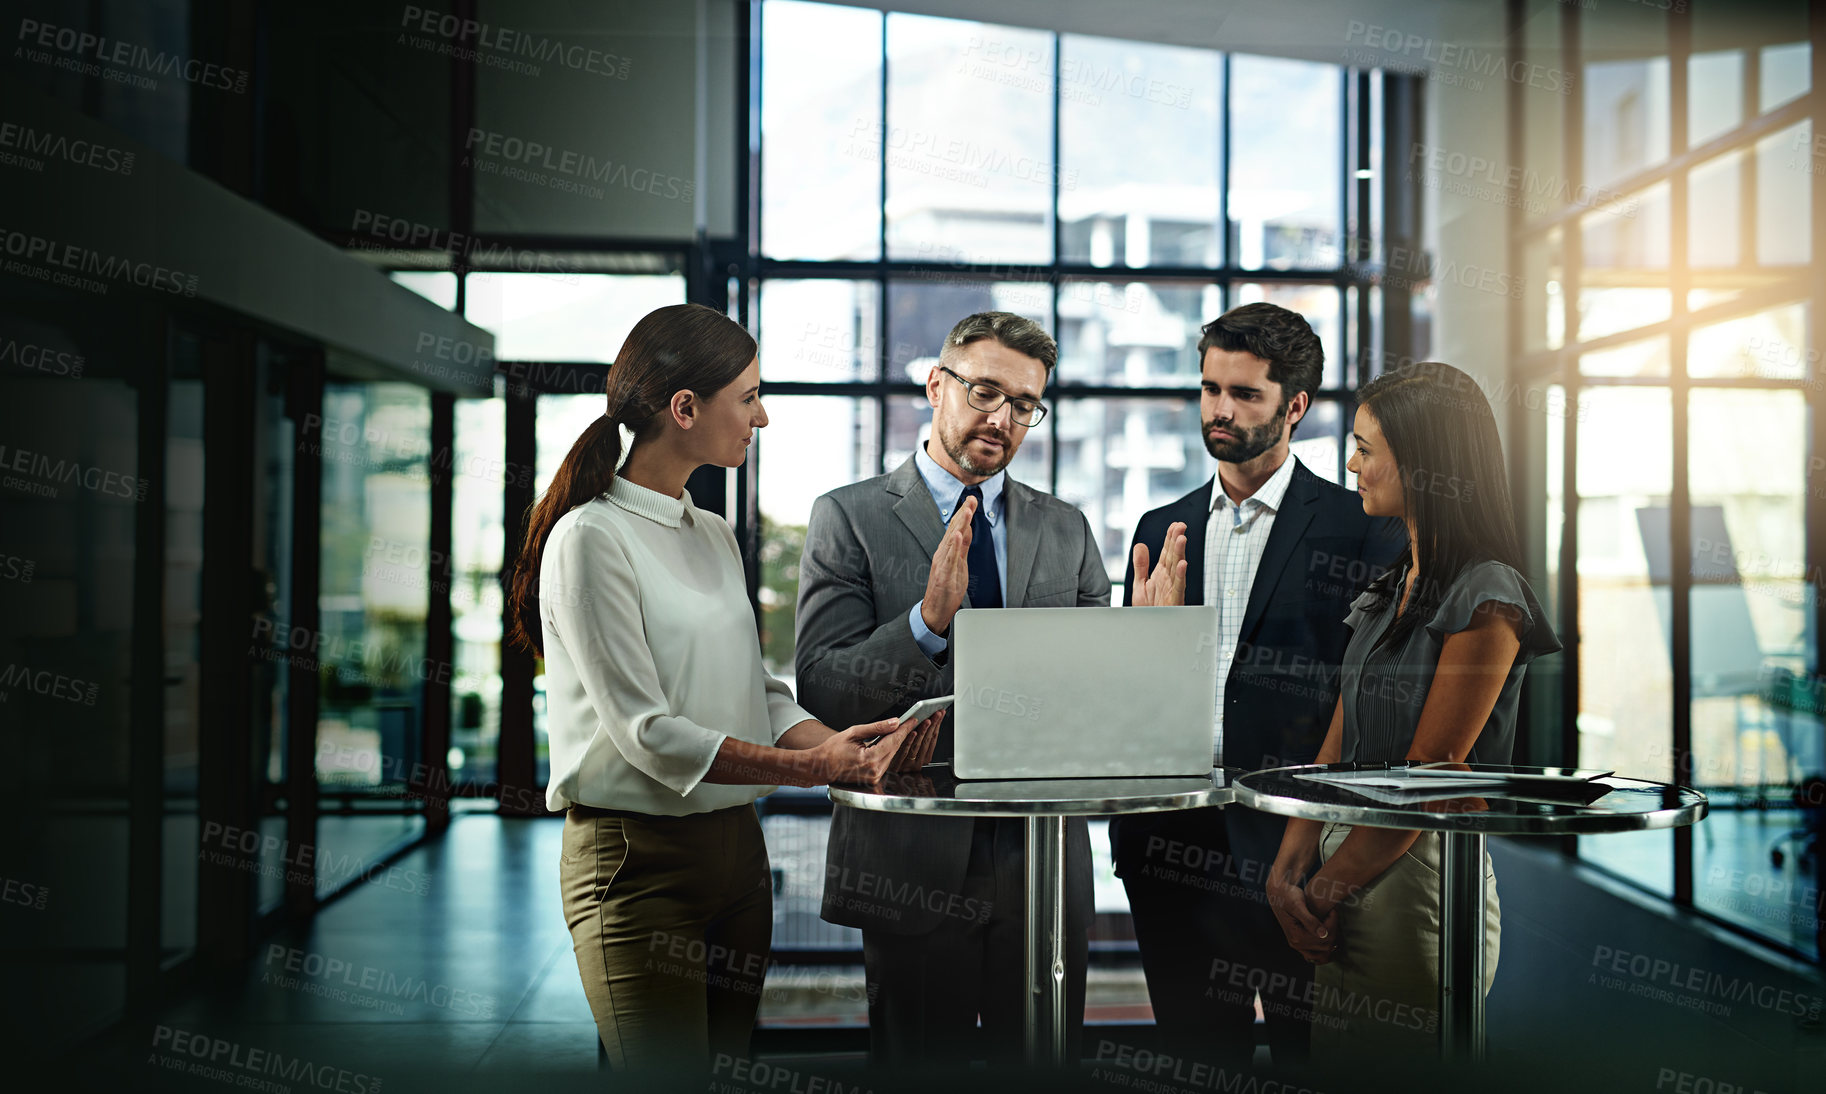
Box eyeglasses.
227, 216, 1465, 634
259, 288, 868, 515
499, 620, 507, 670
936, 366, 1048, 427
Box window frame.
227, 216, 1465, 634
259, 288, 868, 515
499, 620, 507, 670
1507, 0, 1824, 962
751, 10, 1414, 592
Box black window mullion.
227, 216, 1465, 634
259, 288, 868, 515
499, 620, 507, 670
1668, 0, 1695, 910
1353, 69, 1374, 391
1051, 30, 1064, 493
1507, 0, 1546, 769
877, 11, 890, 478
746, 0, 761, 261
1559, 0, 1584, 843
878, 13, 888, 266
1220, 52, 1233, 269
1051, 29, 1064, 273
877, 272, 889, 475
1336, 57, 1355, 428
1810, 0, 1826, 824
1343, 61, 1358, 283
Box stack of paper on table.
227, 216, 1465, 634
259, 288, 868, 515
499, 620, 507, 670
1290, 766, 1616, 807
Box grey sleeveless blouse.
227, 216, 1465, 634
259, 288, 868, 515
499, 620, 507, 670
1339, 560, 1562, 765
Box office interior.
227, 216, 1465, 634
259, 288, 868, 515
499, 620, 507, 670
0, 0, 1821, 1090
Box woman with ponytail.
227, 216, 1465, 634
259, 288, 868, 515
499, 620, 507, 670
1263, 361, 1561, 1061
508, 303, 941, 1073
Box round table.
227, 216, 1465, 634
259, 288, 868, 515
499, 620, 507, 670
1232, 763, 1708, 1061
830, 766, 1234, 1066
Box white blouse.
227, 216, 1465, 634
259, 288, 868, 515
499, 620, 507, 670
540, 475, 815, 816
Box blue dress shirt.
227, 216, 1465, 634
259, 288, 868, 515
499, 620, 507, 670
906, 440, 1008, 658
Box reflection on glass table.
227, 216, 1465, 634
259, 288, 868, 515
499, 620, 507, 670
831, 766, 1232, 1066
1235, 763, 1706, 1062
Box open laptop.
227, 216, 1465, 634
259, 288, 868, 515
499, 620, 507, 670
951, 606, 1219, 780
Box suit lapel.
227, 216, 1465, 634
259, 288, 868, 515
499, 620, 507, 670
887, 456, 945, 561
1182, 478, 1214, 608
1236, 463, 1318, 646
1004, 478, 1040, 607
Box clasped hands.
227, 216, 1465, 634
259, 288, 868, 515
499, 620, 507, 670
1266, 866, 1343, 966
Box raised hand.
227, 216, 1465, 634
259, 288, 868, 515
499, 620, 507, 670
919, 494, 977, 635
1129, 521, 1189, 606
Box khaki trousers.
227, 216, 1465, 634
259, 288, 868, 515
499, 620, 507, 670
1310, 822, 1501, 1060
560, 803, 772, 1072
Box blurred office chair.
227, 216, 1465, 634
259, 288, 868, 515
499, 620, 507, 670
1636, 506, 1774, 797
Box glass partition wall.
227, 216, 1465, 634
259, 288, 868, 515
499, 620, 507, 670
1511, 0, 1821, 959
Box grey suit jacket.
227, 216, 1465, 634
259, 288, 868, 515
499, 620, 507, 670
796, 454, 1110, 935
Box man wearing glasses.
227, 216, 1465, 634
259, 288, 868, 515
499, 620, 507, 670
795, 311, 1109, 1068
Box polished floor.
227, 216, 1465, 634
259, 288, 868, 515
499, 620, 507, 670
78, 812, 1826, 1094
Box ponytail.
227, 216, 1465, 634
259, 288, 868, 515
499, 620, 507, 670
506, 414, 624, 655
504, 302, 755, 656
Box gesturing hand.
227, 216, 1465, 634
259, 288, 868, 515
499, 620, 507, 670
888, 708, 945, 773
1130, 521, 1189, 606
920, 494, 977, 635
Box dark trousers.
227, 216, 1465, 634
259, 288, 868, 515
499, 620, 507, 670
1118, 806, 1312, 1068
861, 816, 1089, 1068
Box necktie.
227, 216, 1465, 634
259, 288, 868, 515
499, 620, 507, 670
959, 484, 1002, 610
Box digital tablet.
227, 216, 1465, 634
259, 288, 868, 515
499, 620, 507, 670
860, 695, 952, 749
897, 694, 954, 725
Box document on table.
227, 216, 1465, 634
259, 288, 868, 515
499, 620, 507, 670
1295, 770, 1506, 792
1292, 766, 1615, 806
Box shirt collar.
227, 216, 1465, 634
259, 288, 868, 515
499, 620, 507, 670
1210, 453, 1299, 515
914, 439, 1005, 526
606, 474, 693, 528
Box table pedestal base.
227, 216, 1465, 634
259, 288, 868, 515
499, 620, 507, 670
1438, 830, 1488, 1061
1024, 815, 1068, 1067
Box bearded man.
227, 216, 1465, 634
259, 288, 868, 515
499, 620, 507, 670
1112, 302, 1404, 1068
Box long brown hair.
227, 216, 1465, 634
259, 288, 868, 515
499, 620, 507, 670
1352, 360, 1524, 652
506, 302, 756, 654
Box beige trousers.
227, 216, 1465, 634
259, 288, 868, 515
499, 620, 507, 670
1309, 822, 1501, 1060
559, 803, 772, 1073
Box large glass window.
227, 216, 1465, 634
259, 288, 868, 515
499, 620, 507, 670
533, 393, 614, 786
758, 396, 882, 681
318, 383, 432, 794
163, 364, 204, 958
1055, 397, 1209, 589
751, 1, 1396, 1014
758, 8, 1378, 593
1228, 56, 1342, 270
451, 398, 505, 785
884, 15, 1055, 264
760, 280, 881, 383
760, 1, 883, 261
1056, 283, 1219, 387
1571, 385, 1674, 894
464, 273, 684, 363
1059, 37, 1224, 268
252, 347, 295, 913
316, 382, 433, 895
1517, 3, 1820, 958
